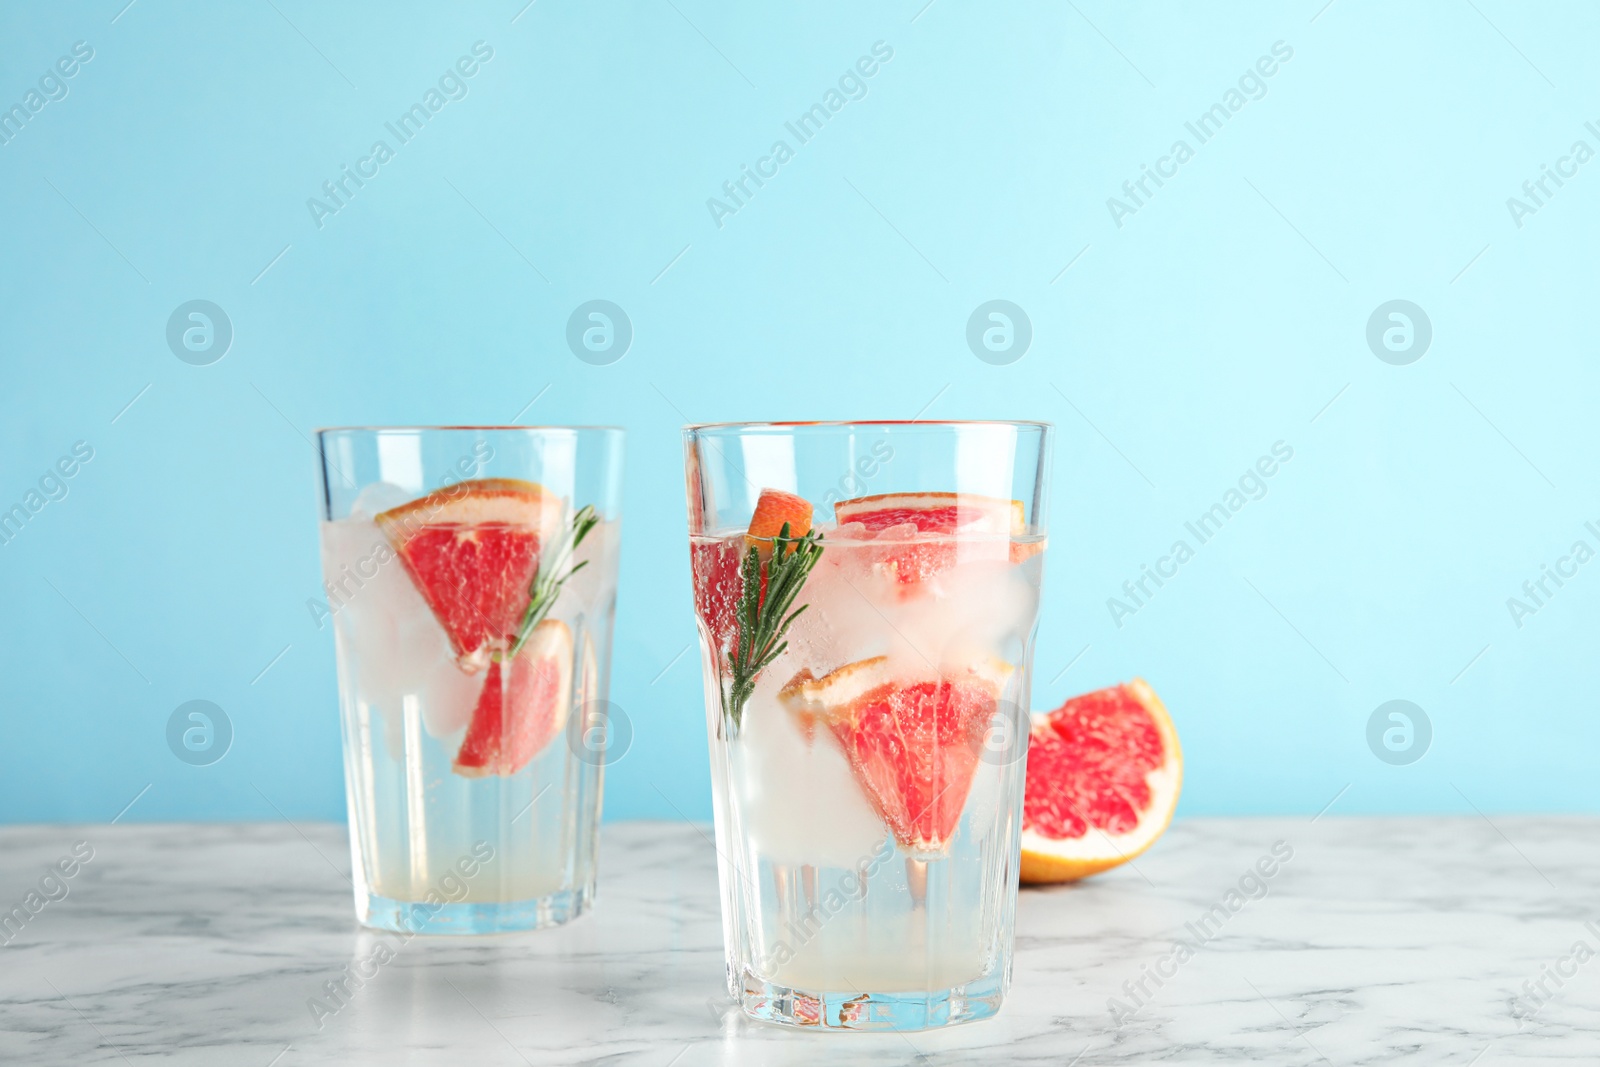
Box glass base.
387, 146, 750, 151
736, 968, 1004, 1031
358, 884, 593, 935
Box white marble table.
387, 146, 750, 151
1, 817, 1596, 1064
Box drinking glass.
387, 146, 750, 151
684, 421, 1051, 1029
316, 426, 623, 934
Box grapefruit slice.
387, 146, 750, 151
375, 479, 564, 662
834, 492, 1027, 586
835, 492, 1023, 535
454, 619, 573, 777
779, 655, 1013, 854
1020, 678, 1181, 883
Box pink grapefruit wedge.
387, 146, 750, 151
779, 655, 1013, 854
1021, 679, 1182, 883
834, 491, 1027, 585
375, 478, 563, 661
453, 619, 574, 777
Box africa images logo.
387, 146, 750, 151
0, 842, 94, 947
166, 300, 233, 365
166, 700, 233, 767
1108, 442, 1294, 628
566, 301, 632, 365
0, 41, 94, 148
705, 41, 894, 229
1106, 41, 1294, 229
966, 301, 1032, 365
305, 42, 495, 229
0, 441, 94, 548
1505, 120, 1600, 230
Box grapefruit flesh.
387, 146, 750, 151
454, 619, 574, 777
1020, 678, 1182, 883
780, 656, 1013, 854
691, 488, 803, 664
833, 492, 1027, 586
835, 492, 1023, 535
375, 479, 562, 661
691, 534, 745, 665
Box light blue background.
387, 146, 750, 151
2, 1, 1595, 825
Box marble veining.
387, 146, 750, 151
1, 817, 1598, 1064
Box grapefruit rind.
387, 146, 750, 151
745, 488, 813, 555
375, 478, 564, 539
779, 655, 1013, 709
1019, 677, 1182, 884
1009, 538, 1048, 564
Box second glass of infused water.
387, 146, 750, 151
684, 421, 1051, 1030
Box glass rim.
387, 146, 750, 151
315, 424, 625, 435
682, 419, 1052, 434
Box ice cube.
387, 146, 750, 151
348, 481, 414, 521
875, 521, 920, 541
734, 668, 889, 868
563, 517, 621, 622
780, 545, 890, 676
925, 558, 1038, 659
417, 644, 484, 739
321, 518, 483, 747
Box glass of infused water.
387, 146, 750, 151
316, 426, 623, 934
684, 420, 1051, 1030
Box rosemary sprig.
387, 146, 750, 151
505, 504, 599, 659
722, 522, 825, 733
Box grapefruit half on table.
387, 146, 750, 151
1021, 678, 1182, 883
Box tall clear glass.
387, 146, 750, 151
315, 426, 623, 934
684, 421, 1051, 1030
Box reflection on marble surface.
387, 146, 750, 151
1, 816, 1597, 1064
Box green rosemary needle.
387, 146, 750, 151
722, 522, 824, 733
